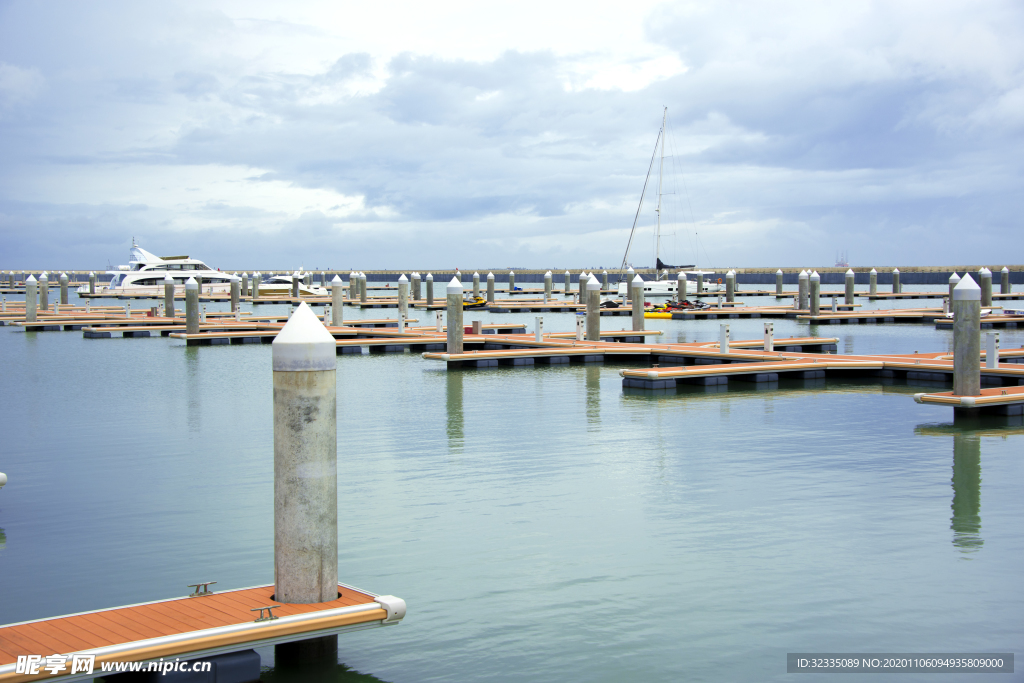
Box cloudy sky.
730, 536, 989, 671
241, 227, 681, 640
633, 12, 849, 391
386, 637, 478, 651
1, 0, 1022, 270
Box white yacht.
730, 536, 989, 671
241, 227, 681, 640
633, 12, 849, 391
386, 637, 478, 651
79, 243, 238, 295
256, 272, 327, 297
616, 270, 724, 298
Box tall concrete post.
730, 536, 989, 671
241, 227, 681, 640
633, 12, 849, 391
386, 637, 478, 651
59, 273, 68, 305
241, 273, 249, 297
272, 302, 339, 669
398, 274, 409, 319
39, 273, 48, 310
949, 272, 960, 301
164, 274, 175, 317
24, 275, 37, 323
411, 272, 421, 301
695, 270, 703, 297
725, 270, 735, 303
290, 275, 299, 298
543, 271, 552, 302
508, 270, 515, 294
89, 271, 96, 295
446, 277, 464, 354
979, 268, 992, 306
577, 271, 586, 299
586, 274, 601, 341
892, 268, 900, 294
472, 272, 480, 299
230, 277, 240, 312
719, 323, 730, 354
953, 274, 981, 399
986, 332, 1000, 369
253, 272, 261, 301
185, 277, 200, 334
359, 272, 367, 304
486, 272, 495, 303
845, 268, 855, 305
348, 272, 356, 301
602, 270, 609, 290
797, 270, 808, 310
869, 268, 877, 296
631, 275, 644, 331
330, 275, 343, 326
426, 273, 434, 306
1000, 267, 1010, 294
677, 271, 686, 302
810, 271, 820, 316
564, 270, 571, 295
775, 269, 783, 297
304, 273, 312, 287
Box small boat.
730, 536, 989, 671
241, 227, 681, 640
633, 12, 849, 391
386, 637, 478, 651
79, 241, 237, 295
463, 296, 488, 309
257, 272, 327, 297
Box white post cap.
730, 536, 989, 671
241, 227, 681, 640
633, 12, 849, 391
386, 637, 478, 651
185, 277, 197, 289
979, 267, 991, 276
586, 276, 600, 290
893, 268, 900, 273
603, 270, 608, 274
473, 271, 479, 277
545, 270, 552, 277
398, 274, 408, 283
350, 271, 356, 276
846, 269, 854, 276
1001, 266, 1009, 273
447, 277, 463, 293
509, 270, 515, 275
631, 274, 644, 286
870, 268, 877, 274
426, 272, 433, 280
39, 272, 48, 280
776, 268, 783, 274
26, 275, 36, 283
411, 272, 419, 277
89, 271, 94, 275
677, 271, 686, 279
799, 270, 808, 278
811, 271, 820, 280
255, 271, 260, 276
487, 272, 494, 279
163, 273, 174, 282
949, 272, 960, 282
564, 270, 570, 276
953, 273, 981, 300
272, 302, 337, 371
331, 274, 342, 283
60, 272, 68, 280
727, 270, 735, 277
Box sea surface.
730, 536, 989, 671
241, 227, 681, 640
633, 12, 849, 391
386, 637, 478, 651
0, 284, 1022, 682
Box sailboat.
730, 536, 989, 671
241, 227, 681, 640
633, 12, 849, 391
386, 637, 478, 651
615, 107, 722, 297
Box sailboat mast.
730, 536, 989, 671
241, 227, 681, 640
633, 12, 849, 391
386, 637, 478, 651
655, 106, 667, 280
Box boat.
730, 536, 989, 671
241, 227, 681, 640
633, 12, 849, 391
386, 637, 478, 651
463, 296, 488, 309
615, 108, 723, 298
256, 272, 327, 297
79, 241, 239, 295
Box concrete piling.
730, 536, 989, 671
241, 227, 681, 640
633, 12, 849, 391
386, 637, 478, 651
892, 268, 900, 294
725, 270, 735, 302
88, 271, 96, 295
775, 269, 783, 296
1000, 266, 1010, 294
164, 274, 175, 316
185, 278, 200, 334
24, 275, 37, 323
426, 273, 434, 306
602, 270, 609, 290
446, 277, 464, 354
291, 275, 299, 298
677, 271, 687, 302
543, 271, 552, 302
564, 270, 571, 295
486, 272, 495, 303
39, 273, 48, 310
869, 268, 877, 296
231, 277, 240, 312
359, 272, 367, 304
241, 272, 249, 297
472, 272, 480, 299
577, 271, 586, 299
59, 273, 68, 305
348, 272, 357, 301
695, 271, 703, 296
508, 270, 515, 294
809, 271, 820, 316
979, 268, 992, 306
949, 272, 960, 301
797, 270, 808, 310
331, 275, 343, 326
398, 274, 409, 319
303, 273, 311, 287
253, 272, 262, 301
986, 332, 999, 369
763, 322, 774, 352
631, 275, 644, 331
272, 302, 338, 621
586, 274, 601, 341
719, 324, 730, 354
953, 274, 981, 400
411, 272, 421, 301
844, 269, 854, 305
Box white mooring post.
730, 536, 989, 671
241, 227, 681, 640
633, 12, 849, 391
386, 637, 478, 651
348, 271, 357, 301
252, 272, 261, 302
508, 270, 515, 294
776, 269, 784, 297
869, 268, 877, 296
472, 272, 480, 299
411, 272, 421, 301
892, 267, 900, 294
543, 271, 552, 303
89, 271, 96, 295
185, 277, 199, 334
534, 316, 544, 342
426, 273, 434, 306
809, 271, 820, 316
398, 274, 409, 320
586, 274, 601, 341
241, 272, 249, 297
603, 270, 609, 290
694, 270, 703, 297
564, 270, 571, 295
677, 271, 687, 302
39, 272, 48, 310
948, 272, 960, 301
845, 268, 854, 305
796, 270, 807, 310
979, 267, 992, 306
631, 275, 645, 332
24, 275, 37, 323
272, 303, 339, 633
763, 322, 774, 352
446, 278, 464, 353
331, 275, 343, 326
1001, 266, 1010, 294
359, 272, 368, 304
487, 272, 495, 303
59, 273, 68, 305
986, 331, 1000, 369
725, 270, 735, 302
435, 310, 443, 334
953, 274, 981, 400
719, 323, 730, 354
230, 277, 240, 312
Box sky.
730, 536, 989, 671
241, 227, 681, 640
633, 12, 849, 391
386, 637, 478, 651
1, 0, 1023, 270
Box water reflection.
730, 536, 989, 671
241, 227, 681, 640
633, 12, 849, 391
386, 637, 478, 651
185, 346, 201, 432
951, 433, 982, 554
585, 365, 600, 428
0, 527, 6, 552
446, 370, 464, 453
261, 661, 391, 682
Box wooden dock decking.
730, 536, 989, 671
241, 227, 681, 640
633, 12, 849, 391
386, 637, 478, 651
914, 385, 1024, 414
0, 584, 405, 682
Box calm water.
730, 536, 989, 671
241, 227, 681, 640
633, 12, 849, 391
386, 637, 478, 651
1, 286, 1022, 682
